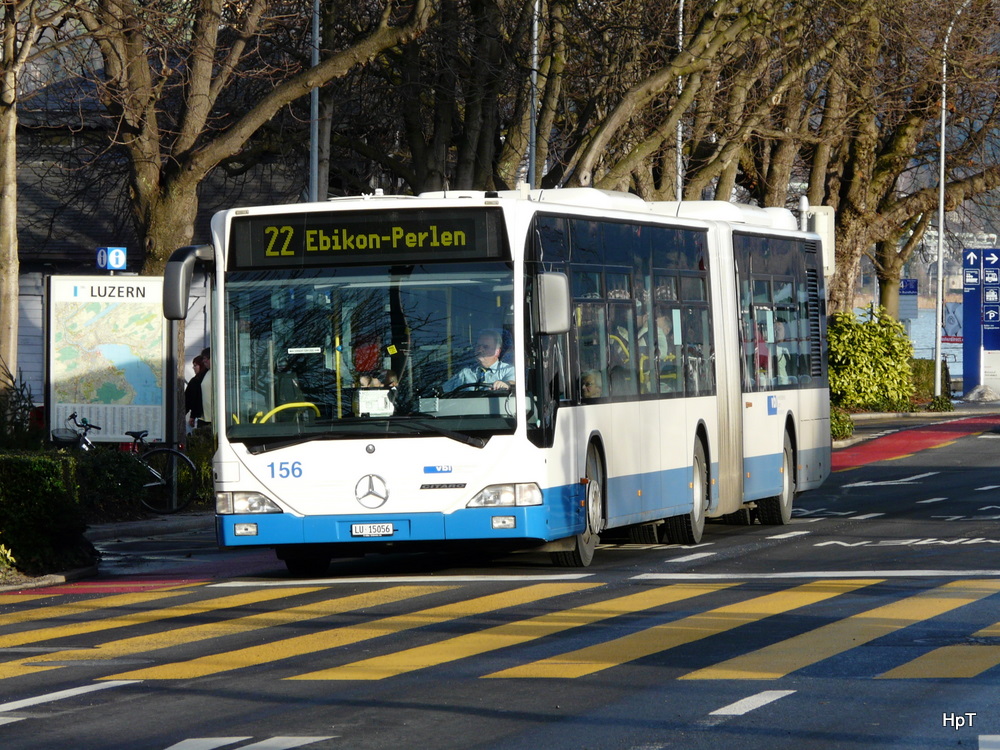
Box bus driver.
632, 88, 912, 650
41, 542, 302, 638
442, 328, 515, 392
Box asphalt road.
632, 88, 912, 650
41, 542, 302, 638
3, 413, 1000, 750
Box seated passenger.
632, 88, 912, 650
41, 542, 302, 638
581, 369, 603, 399
360, 369, 398, 388
442, 329, 515, 392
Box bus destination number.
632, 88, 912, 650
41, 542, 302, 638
351, 523, 394, 538
267, 461, 303, 478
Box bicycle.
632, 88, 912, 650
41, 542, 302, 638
52, 412, 198, 514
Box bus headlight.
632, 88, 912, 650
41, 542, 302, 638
466, 483, 543, 508
216, 491, 282, 514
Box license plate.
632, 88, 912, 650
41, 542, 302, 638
351, 522, 394, 538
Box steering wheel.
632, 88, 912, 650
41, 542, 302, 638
255, 401, 320, 424
443, 382, 515, 398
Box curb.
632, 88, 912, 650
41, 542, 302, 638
84, 511, 214, 543
0, 565, 98, 593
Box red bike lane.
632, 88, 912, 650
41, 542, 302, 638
832, 414, 1000, 471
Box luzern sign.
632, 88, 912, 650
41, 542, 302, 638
46, 276, 167, 443
228, 207, 507, 269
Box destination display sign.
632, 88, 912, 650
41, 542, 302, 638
229, 208, 507, 269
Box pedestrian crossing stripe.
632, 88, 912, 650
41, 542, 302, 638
879, 617, 1000, 679
0, 586, 341, 680
681, 578, 1000, 680
0, 589, 192, 632
486, 578, 880, 679
0, 594, 56, 605
289, 582, 735, 680
102, 583, 597, 681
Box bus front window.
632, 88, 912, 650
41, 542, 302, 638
223, 263, 517, 443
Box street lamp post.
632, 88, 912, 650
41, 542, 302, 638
935, 0, 974, 397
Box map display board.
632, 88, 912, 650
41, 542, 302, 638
47, 276, 166, 442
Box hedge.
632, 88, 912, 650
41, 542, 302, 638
0, 452, 96, 575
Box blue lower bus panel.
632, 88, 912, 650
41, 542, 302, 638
216, 503, 580, 549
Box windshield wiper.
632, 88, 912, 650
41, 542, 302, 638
245, 432, 342, 455
393, 417, 487, 448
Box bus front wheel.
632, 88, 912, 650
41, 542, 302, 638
552, 444, 603, 567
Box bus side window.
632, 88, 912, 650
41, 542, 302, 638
608, 304, 637, 397
576, 301, 607, 398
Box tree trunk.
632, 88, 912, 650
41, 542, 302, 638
0, 38, 19, 376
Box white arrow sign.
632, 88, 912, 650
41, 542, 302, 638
843, 471, 939, 488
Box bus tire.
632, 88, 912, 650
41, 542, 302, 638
660, 439, 708, 545
628, 522, 659, 544
757, 434, 795, 525
552, 443, 603, 567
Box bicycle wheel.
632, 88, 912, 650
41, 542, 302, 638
140, 448, 198, 514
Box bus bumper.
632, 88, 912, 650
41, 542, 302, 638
216, 501, 581, 549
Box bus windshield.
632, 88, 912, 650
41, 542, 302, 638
223, 262, 517, 446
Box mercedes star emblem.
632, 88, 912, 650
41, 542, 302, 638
355, 474, 389, 509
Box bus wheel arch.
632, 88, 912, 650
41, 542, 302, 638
551, 437, 605, 567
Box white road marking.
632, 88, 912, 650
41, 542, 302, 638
0, 680, 139, 713
634, 570, 1000, 580
667, 552, 716, 563
164, 738, 337, 750
852, 513, 885, 520
212, 574, 593, 587
239, 739, 337, 749
976, 486, 1000, 492
710, 690, 796, 716
0, 717, 24, 726
916, 498, 946, 504
163, 739, 251, 750
767, 531, 811, 539
842, 472, 938, 488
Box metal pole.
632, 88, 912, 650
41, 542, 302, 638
308, 0, 320, 202
675, 0, 684, 201
935, 0, 973, 397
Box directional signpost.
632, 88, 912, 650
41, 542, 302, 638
963, 247, 1000, 392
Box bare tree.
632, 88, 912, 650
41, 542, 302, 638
0, 0, 72, 375
800, 0, 1000, 314
72, 0, 432, 275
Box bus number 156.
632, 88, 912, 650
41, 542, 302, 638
268, 461, 303, 478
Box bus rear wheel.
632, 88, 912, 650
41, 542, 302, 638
757, 434, 795, 525
552, 444, 603, 567
660, 440, 708, 545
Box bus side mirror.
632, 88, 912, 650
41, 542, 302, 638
163, 244, 214, 320
538, 272, 570, 334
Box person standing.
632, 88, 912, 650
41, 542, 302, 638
199, 348, 212, 428
184, 354, 206, 429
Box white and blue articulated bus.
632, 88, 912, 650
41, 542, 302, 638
163, 188, 831, 575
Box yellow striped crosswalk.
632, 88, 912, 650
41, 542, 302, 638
291, 582, 734, 680
681, 578, 1000, 680
879, 618, 1000, 679
103, 582, 595, 681
2, 577, 1000, 684
487, 579, 878, 679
